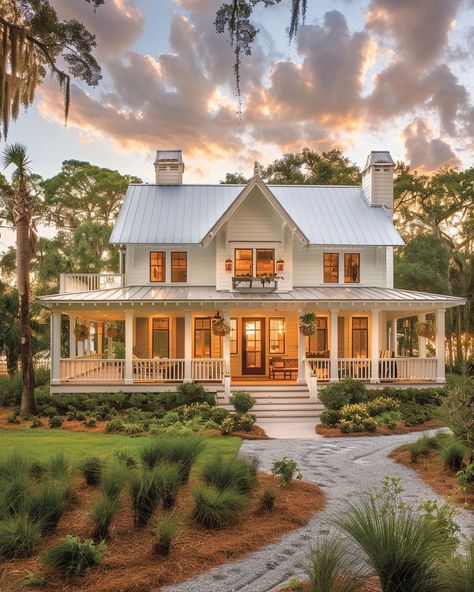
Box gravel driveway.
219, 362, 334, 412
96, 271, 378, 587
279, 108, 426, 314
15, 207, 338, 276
164, 431, 474, 592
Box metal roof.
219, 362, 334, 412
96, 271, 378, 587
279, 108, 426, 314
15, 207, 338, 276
364, 151, 395, 170
155, 150, 183, 162
39, 286, 464, 307
110, 183, 404, 246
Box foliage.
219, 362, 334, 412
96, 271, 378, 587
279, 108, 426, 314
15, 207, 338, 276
221, 416, 236, 435
229, 391, 255, 413
236, 412, 256, 432
441, 441, 467, 471
192, 485, 248, 529
457, 463, 474, 489
406, 435, 437, 463
271, 457, 302, 486
27, 482, 66, 533
400, 402, 434, 426
319, 379, 368, 410
48, 415, 62, 429
0, 514, 41, 558
30, 416, 44, 428
320, 408, 341, 427
201, 455, 257, 494
258, 486, 275, 512
156, 462, 182, 510
176, 383, 216, 406
152, 513, 181, 556
80, 457, 103, 486
43, 535, 105, 576
445, 377, 474, 461
299, 312, 316, 336
440, 537, 474, 592
23, 573, 48, 588
90, 495, 119, 541
129, 468, 163, 527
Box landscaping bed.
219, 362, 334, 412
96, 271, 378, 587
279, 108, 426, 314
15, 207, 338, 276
317, 379, 446, 437
0, 435, 324, 592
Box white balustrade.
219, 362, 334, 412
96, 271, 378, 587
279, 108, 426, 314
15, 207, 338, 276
191, 359, 227, 381
380, 358, 437, 381
133, 359, 184, 382
59, 273, 125, 293
305, 358, 330, 382
60, 358, 125, 383
338, 358, 372, 380
304, 360, 318, 399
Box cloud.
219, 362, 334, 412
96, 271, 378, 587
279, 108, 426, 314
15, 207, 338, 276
403, 118, 461, 172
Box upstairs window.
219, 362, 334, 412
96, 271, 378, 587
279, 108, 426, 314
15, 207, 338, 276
344, 253, 360, 283
256, 249, 275, 276
323, 253, 339, 283
150, 252, 165, 282
235, 249, 253, 277
171, 252, 187, 282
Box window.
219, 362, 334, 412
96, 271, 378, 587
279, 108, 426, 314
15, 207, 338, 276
152, 318, 169, 358
230, 318, 238, 354
306, 317, 328, 354
171, 252, 187, 282
352, 317, 368, 358
235, 249, 253, 277
344, 253, 360, 283
269, 318, 285, 354
194, 318, 211, 358
256, 249, 275, 276
150, 252, 165, 282
323, 253, 339, 283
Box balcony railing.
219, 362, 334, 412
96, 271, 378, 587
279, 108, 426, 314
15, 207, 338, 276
59, 273, 126, 293
232, 276, 278, 293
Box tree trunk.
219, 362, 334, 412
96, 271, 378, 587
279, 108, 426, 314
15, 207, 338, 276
16, 218, 36, 416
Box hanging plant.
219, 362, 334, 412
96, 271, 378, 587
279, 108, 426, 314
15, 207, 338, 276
74, 324, 89, 342
299, 312, 316, 336
414, 320, 435, 340
106, 324, 118, 339
212, 319, 231, 337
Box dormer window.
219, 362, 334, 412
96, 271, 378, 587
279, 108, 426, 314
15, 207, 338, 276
344, 253, 360, 283
171, 252, 187, 282
150, 252, 165, 282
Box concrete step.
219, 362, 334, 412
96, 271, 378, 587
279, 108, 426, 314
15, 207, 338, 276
228, 385, 310, 393
252, 409, 320, 419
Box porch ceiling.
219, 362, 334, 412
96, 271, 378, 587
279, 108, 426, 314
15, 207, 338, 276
39, 285, 465, 310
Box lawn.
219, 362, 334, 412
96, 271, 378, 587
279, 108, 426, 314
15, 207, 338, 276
0, 428, 241, 468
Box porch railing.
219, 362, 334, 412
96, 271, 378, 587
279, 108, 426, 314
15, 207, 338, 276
304, 360, 318, 399
133, 359, 184, 382
338, 358, 372, 380
59, 273, 125, 293
191, 359, 227, 381
60, 358, 125, 382
305, 358, 330, 382
380, 358, 437, 381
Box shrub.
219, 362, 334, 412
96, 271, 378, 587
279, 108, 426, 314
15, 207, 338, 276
23, 573, 48, 588
400, 402, 434, 426
320, 409, 341, 427
90, 495, 119, 541
49, 416, 63, 429
156, 462, 181, 510
0, 515, 41, 558
271, 457, 302, 486
340, 403, 370, 421
176, 383, 216, 406
229, 391, 255, 413
43, 535, 105, 576
201, 455, 257, 494
114, 450, 137, 468
34, 367, 50, 387
152, 513, 181, 556
366, 396, 400, 416
362, 417, 377, 432
7, 413, 20, 424
319, 379, 368, 410
122, 422, 145, 435
139, 435, 204, 484
375, 411, 400, 430
258, 486, 275, 512
105, 417, 126, 433
192, 485, 248, 529
457, 463, 474, 490
162, 411, 181, 426
83, 418, 97, 428
442, 441, 467, 471
76, 411, 86, 421
100, 466, 128, 500
129, 468, 162, 527
211, 407, 230, 425
48, 453, 69, 480
406, 436, 433, 463
27, 482, 66, 533
221, 416, 235, 435
80, 457, 103, 487
440, 536, 474, 592
236, 412, 256, 432
30, 417, 44, 429
180, 402, 214, 421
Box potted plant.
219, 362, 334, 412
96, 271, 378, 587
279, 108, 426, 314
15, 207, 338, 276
74, 324, 90, 342
414, 320, 435, 340
106, 324, 118, 339
212, 318, 231, 336
299, 312, 316, 336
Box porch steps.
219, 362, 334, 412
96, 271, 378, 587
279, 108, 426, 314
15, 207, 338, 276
216, 390, 323, 420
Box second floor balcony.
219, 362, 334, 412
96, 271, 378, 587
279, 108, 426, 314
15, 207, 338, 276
59, 273, 126, 294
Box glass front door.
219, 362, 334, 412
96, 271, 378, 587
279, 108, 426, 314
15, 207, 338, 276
242, 318, 265, 375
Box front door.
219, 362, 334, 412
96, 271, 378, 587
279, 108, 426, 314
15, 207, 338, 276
242, 318, 265, 375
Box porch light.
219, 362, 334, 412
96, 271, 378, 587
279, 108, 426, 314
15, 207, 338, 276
225, 258, 232, 271
276, 258, 284, 272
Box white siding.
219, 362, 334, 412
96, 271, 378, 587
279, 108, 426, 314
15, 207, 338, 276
362, 166, 393, 212
226, 187, 282, 242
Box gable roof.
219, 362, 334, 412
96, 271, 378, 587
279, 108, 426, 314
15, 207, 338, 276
109, 180, 404, 246
364, 151, 395, 170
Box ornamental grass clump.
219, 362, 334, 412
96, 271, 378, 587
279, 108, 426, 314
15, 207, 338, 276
441, 536, 474, 592
43, 535, 105, 576
0, 515, 41, 559
80, 456, 103, 486
192, 485, 248, 529
139, 436, 204, 484
152, 513, 181, 556
129, 468, 162, 527
90, 496, 119, 541
406, 435, 433, 463
27, 482, 66, 533
441, 440, 467, 471
201, 455, 258, 494
258, 486, 275, 512
100, 465, 129, 501
156, 462, 181, 510
0, 475, 29, 517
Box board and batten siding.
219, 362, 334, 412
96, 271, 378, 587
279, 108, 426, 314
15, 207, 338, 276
126, 243, 216, 286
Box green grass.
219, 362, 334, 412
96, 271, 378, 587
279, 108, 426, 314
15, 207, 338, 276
0, 429, 241, 469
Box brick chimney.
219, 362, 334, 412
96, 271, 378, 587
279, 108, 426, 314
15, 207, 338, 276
362, 151, 395, 216
154, 150, 184, 184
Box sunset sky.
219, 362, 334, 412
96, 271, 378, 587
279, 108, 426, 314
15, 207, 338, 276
6, 0, 474, 185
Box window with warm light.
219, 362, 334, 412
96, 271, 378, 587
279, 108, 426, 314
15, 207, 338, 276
230, 318, 237, 354
323, 253, 339, 283
150, 252, 166, 282
256, 249, 275, 276
344, 253, 360, 283
194, 318, 211, 358
171, 252, 187, 282
152, 318, 169, 358
352, 317, 368, 358
235, 249, 253, 276
269, 318, 285, 354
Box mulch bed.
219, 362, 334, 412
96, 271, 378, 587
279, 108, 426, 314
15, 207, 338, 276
390, 447, 474, 512
2, 474, 325, 592
278, 578, 382, 591
316, 419, 443, 438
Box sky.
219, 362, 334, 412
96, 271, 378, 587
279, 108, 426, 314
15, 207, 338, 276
4, 0, 474, 188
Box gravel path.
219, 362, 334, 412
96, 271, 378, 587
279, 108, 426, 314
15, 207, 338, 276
164, 431, 474, 592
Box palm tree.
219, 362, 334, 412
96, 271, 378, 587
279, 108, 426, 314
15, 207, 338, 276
2, 144, 37, 415
0, 289, 20, 375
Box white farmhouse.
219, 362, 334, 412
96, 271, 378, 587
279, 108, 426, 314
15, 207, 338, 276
40, 150, 465, 409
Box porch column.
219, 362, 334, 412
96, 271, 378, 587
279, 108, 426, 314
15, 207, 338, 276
51, 310, 61, 385
222, 310, 231, 373
371, 309, 380, 383
124, 311, 133, 384
97, 323, 103, 356
330, 309, 339, 382
68, 316, 76, 358
297, 309, 306, 384
184, 310, 192, 382
390, 318, 397, 355
418, 313, 427, 358
436, 308, 446, 383
84, 321, 91, 355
